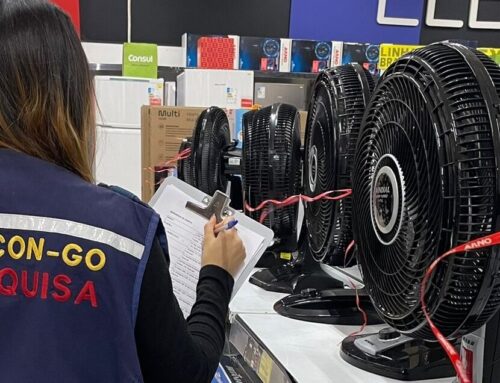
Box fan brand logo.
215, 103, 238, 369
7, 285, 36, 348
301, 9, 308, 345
377, 0, 500, 30
128, 54, 154, 63
376, 186, 391, 194
282, 46, 289, 62
464, 237, 492, 251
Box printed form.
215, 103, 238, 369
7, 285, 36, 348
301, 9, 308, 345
153, 184, 267, 318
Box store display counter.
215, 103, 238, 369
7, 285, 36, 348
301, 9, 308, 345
217, 275, 455, 383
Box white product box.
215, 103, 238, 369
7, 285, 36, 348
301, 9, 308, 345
164, 81, 177, 106
94, 76, 164, 128
94, 76, 164, 196
177, 69, 254, 109
279, 38, 292, 72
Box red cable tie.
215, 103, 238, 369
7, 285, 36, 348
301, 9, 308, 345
420, 231, 500, 383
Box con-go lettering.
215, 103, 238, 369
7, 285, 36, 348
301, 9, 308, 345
377, 0, 500, 30
0, 233, 106, 272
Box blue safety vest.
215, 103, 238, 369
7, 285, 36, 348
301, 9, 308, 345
0, 149, 162, 382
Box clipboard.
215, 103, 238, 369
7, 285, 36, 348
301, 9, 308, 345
150, 177, 274, 317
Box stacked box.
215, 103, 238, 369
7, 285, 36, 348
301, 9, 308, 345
239, 37, 281, 71
333, 42, 381, 76
280, 39, 333, 73
177, 69, 254, 109
182, 33, 239, 70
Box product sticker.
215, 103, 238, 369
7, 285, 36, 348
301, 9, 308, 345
226, 87, 237, 105
257, 86, 266, 99
280, 252, 292, 261
241, 99, 253, 108
258, 352, 273, 383
148, 86, 162, 106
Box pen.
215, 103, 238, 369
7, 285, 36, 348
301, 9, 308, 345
214, 220, 238, 234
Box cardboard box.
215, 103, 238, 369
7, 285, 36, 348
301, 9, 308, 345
141, 106, 205, 201
182, 33, 239, 70
332, 42, 380, 76
239, 37, 281, 71
177, 69, 254, 109
280, 39, 333, 73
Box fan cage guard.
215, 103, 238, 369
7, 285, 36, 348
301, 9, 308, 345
242, 103, 302, 248
304, 63, 374, 265
352, 42, 500, 340
191, 107, 231, 196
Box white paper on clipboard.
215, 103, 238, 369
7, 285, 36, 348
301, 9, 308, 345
150, 177, 274, 318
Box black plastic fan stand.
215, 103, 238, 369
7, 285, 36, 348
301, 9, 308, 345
340, 330, 455, 380
274, 288, 383, 325
249, 248, 344, 294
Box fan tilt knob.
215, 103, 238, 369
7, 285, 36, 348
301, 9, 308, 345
378, 328, 400, 341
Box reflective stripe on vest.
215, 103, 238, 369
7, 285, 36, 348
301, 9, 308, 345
0, 212, 145, 259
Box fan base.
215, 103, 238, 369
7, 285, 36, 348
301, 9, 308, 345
249, 262, 343, 294
274, 288, 383, 325
340, 331, 455, 381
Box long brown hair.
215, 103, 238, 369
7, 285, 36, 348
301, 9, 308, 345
0, 0, 95, 182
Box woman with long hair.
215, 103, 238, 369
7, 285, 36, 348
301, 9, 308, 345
0, 1, 245, 382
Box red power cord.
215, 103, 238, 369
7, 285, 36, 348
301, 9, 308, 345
347, 280, 368, 338
244, 189, 352, 223
344, 240, 356, 268
420, 231, 500, 383
144, 148, 192, 174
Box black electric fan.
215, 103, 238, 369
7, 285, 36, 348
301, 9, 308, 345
177, 104, 304, 269
242, 103, 305, 273
177, 107, 243, 208
273, 64, 383, 325
341, 42, 500, 381
189, 107, 231, 195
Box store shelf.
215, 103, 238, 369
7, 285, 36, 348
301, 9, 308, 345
229, 276, 456, 383
89, 64, 317, 83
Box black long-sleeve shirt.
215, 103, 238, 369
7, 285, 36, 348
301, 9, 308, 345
135, 238, 234, 382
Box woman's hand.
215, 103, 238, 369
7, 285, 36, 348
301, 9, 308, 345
202, 216, 246, 278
